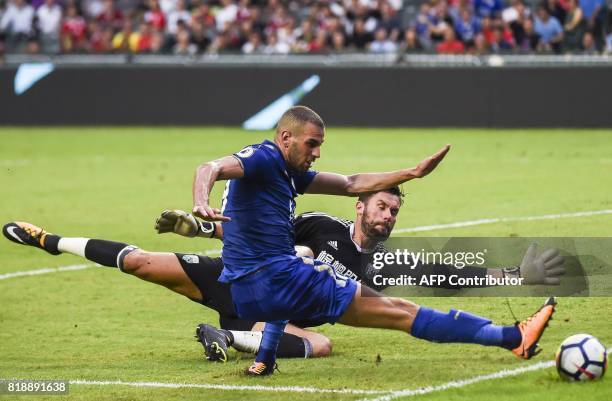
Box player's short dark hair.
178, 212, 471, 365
276, 106, 325, 135
358, 186, 404, 206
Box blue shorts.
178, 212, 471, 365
229, 255, 358, 324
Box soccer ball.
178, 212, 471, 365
556, 334, 608, 381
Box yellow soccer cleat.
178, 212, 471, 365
3, 221, 61, 255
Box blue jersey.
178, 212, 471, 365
219, 140, 317, 282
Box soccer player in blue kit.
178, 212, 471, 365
192, 106, 556, 375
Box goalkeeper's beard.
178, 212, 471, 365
360, 205, 392, 243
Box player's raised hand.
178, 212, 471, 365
520, 243, 566, 285
193, 204, 231, 222
155, 210, 200, 237
410, 144, 451, 178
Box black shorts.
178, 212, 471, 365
175, 253, 328, 330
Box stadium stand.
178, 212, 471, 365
0, 0, 610, 55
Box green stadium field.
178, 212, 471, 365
1, 127, 611, 401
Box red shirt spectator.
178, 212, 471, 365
144, 0, 166, 31
96, 0, 123, 30
61, 5, 88, 51
436, 27, 466, 54
137, 23, 155, 52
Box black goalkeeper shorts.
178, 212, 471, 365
174, 253, 328, 330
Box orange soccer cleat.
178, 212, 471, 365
512, 296, 557, 359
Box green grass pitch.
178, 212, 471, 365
0, 127, 611, 401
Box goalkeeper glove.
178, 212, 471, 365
155, 210, 216, 238
503, 243, 566, 285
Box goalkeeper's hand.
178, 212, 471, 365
519, 243, 566, 285
155, 210, 215, 238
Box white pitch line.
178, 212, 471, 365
360, 347, 612, 401
67, 379, 388, 395
1, 208, 609, 282
394, 209, 612, 234
0, 263, 94, 280
358, 361, 556, 401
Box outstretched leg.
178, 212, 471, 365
339, 284, 556, 359
3, 221, 202, 300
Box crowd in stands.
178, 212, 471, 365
0, 0, 610, 56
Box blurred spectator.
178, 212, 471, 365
349, 17, 373, 50
216, 0, 238, 31
579, 0, 607, 47
474, 0, 504, 18
134, 21, 155, 52
581, 30, 598, 53
309, 28, 329, 53
166, 0, 189, 35
173, 27, 196, 54
144, 0, 165, 31
61, 3, 88, 52
264, 30, 290, 54
0, 0, 34, 52
89, 22, 114, 52
26, 34, 40, 53
605, 30, 612, 54
517, 17, 539, 52
398, 27, 424, 53
471, 32, 489, 53
454, 8, 481, 44
563, 0, 585, 52
377, 0, 401, 42
160, 0, 177, 15
436, 26, 465, 53
368, 27, 396, 53
189, 18, 211, 52
412, 3, 433, 49
502, 0, 529, 24
489, 26, 513, 52
83, 0, 105, 19
112, 18, 136, 51
97, 0, 123, 31
429, 1, 453, 42
534, 6, 563, 52
36, 0, 61, 53
330, 30, 346, 53
242, 30, 263, 53
543, 0, 566, 25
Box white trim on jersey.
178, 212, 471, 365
298, 212, 352, 228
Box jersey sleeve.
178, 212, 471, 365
293, 170, 318, 194
293, 213, 327, 251
232, 145, 270, 180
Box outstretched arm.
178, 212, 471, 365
305, 145, 450, 196
192, 156, 244, 221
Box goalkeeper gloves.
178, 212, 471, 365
155, 210, 216, 238
502, 243, 566, 285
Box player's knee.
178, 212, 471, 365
309, 334, 333, 358
392, 298, 419, 315
122, 250, 151, 276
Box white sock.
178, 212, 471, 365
57, 238, 90, 257
229, 330, 262, 354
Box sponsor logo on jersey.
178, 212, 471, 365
327, 240, 338, 250
316, 250, 359, 281
236, 147, 255, 158
182, 254, 199, 264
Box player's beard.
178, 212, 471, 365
361, 205, 392, 243
287, 143, 310, 172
